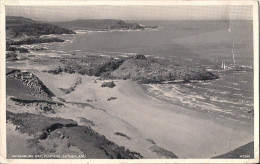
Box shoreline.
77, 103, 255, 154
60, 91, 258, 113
143, 82, 254, 124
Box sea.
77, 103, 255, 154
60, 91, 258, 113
26, 20, 254, 122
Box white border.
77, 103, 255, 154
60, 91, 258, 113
0, 1, 259, 163
2, 0, 258, 6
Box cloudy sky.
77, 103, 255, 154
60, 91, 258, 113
6, 5, 252, 22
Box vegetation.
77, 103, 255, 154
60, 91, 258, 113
49, 55, 218, 84
6, 16, 75, 38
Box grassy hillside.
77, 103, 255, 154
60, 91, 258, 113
52, 19, 121, 30
6, 16, 75, 38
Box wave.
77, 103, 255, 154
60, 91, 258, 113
146, 82, 253, 119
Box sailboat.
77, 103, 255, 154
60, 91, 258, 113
232, 42, 236, 65
221, 61, 226, 70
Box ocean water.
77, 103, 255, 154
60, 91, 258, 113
32, 20, 254, 122
46, 20, 253, 66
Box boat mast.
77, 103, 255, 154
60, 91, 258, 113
224, 6, 236, 67
232, 42, 236, 65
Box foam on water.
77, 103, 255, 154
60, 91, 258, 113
146, 69, 254, 121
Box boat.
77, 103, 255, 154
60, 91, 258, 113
221, 61, 227, 70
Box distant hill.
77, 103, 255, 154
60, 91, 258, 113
52, 19, 121, 30
51, 19, 157, 30
6, 16, 75, 38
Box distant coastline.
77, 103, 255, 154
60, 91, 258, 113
51, 19, 158, 30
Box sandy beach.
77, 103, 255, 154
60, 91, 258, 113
29, 72, 253, 158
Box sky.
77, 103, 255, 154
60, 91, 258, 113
6, 5, 253, 22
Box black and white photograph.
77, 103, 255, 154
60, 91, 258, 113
0, 0, 259, 163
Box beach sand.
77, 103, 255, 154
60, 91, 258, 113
31, 72, 254, 158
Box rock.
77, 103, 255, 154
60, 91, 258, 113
6, 52, 18, 61
6, 45, 29, 53
9, 37, 65, 46
110, 58, 218, 84
134, 54, 146, 60
110, 20, 144, 30
52, 57, 125, 77
107, 97, 117, 101
7, 70, 55, 100
101, 81, 116, 88
114, 132, 131, 140
46, 55, 218, 84
46, 66, 63, 75
38, 132, 48, 140
19, 48, 29, 53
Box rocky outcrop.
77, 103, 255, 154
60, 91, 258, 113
6, 16, 74, 53
107, 97, 117, 101
6, 44, 29, 53
101, 81, 116, 88
47, 55, 218, 84
109, 20, 144, 30
7, 37, 64, 46
109, 57, 218, 84
6, 52, 18, 61
58, 78, 82, 94
10, 97, 64, 114
109, 20, 158, 30
7, 69, 55, 100
45, 66, 63, 75
54, 56, 125, 76
134, 54, 146, 60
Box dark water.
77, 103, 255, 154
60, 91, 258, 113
32, 20, 254, 121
